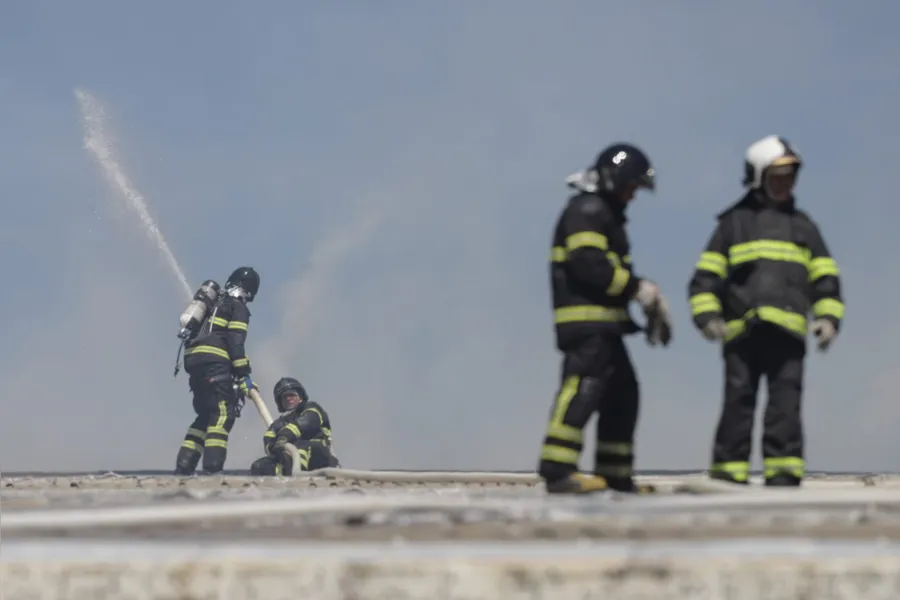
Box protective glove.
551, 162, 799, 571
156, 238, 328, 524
633, 280, 673, 347
633, 279, 661, 312
700, 317, 727, 342
811, 319, 837, 351
237, 375, 256, 396
271, 437, 288, 454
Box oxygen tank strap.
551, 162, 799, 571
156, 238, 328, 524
173, 339, 185, 378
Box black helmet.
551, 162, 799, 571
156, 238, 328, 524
273, 376, 308, 412
592, 143, 656, 194
225, 266, 260, 301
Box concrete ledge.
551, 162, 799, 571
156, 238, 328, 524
3, 540, 900, 600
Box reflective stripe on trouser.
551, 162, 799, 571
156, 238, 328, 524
182, 368, 239, 473
200, 400, 235, 472
539, 336, 639, 481
713, 325, 806, 481
709, 461, 750, 483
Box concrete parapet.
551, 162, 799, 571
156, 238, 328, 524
3, 540, 900, 600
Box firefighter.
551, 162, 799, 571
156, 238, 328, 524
249, 377, 340, 475
538, 143, 674, 495
687, 135, 844, 487
174, 266, 260, 475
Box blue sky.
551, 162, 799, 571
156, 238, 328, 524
2, 2, 899, 472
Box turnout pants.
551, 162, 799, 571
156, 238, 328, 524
710, 324, 806, 485
538, 334, 640, 488
174, 364, 240, 474
249, 440, 339, 476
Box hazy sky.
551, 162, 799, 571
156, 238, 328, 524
2, 2, 899, 473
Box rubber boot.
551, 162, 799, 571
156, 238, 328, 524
545, 473, 609, 495
765, 473, 801, 487
174, 447, 201, 475
605, 476, 657, 494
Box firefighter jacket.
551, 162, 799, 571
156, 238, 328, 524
550, 191, 643, 350
263, 400, 333, 455
687, 192, 844, 345
183, 295, 252, 377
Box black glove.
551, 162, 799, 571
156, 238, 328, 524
272, 437, 289, 455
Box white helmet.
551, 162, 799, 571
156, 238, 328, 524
742, 135, 802, 190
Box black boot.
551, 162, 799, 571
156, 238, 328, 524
604, 476, 657, 494
765, 473, 801, 487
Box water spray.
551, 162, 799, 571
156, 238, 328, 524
74, 87, 192, 300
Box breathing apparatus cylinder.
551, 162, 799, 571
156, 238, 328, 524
178, 280, 221, 340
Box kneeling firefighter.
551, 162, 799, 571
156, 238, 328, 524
173, 266, 260, 475
249, 377, 340, 475
687, 135, 845, 486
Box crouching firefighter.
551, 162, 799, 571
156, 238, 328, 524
173, 266, 261, 475
688, 135, 844, 487
249, 377, 340, 476
538, 143, 674, 495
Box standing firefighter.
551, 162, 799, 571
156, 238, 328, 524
250, 377, 340, 475
688, 135, 844, 487
174, 266, 260, 475
538, 143, 674, 495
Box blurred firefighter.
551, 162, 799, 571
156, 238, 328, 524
174, 266, 261, 475
538, 143, 674, 495
687, 135, 844, 487
249, 377, 340, 475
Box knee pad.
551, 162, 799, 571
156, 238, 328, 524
249, 457, 278, 476
202, 452, 226, 474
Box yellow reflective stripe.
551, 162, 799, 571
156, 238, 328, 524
724, 319, 745, 342
297, 448, 311, 469
729, 240, 810, 267
813, 298, 844, 320
709, 461, 750, 482
540, 445, 580, 464
758, 306, 807, 335
551, 246, 567, 262
180, 440, 202, 452
554, 305, 630, 324
207, 426, 229, 436
263, 430, 275, 438
606, 267, 631, 296
547, 424, 583, 444
763, 456, 804, 479
204, 439, 227, 448
211, 317, 229, 327
565, 231, 608, 252
695, 252, 727, 278
808, 257, 839, 281
724, 306, 808, 342
227, 320, 248, 331
541, 376, 582, 466
304, 407, 324, 423
623, 255, 632, 264
187, 428, 206, 440
690, 292, 722, 316
595, 441, 632, 456
606, 252, 621, 267
285, 423, 301, 437
184, 345, 229, 359
232, 358, 249, 368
